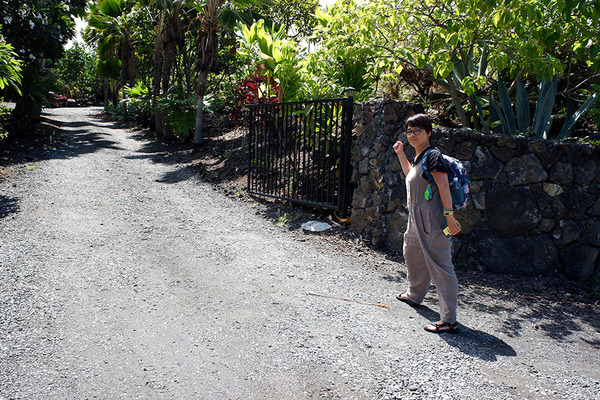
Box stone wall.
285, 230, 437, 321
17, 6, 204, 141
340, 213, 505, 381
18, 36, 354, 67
350, 100, 600, 280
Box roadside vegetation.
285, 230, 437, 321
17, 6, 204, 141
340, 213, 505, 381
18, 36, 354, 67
0, 0, 599, 144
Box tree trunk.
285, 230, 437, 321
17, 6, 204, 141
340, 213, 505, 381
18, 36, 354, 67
104, 78, 109, 108
183, 45, 192, 96
112, 81, 119, 108
194, 95, 204, 146
122, 86, 128, 120
194, 5, 221, 145
161, 39, 177, 142
153, 31, 164, 137
194, 70, 208, 145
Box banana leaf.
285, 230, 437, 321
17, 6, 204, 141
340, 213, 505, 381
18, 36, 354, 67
99, 0, 123, 18
96, 58, 121, 79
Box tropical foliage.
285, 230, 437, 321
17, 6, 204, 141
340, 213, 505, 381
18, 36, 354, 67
54, 44, 104, 104
256, 0, 319, 40
0, 32, 21, 94
313, 0, 600, 135
0, 0, 87, 133
479, 76, 598, 139
1, 0, 599, 141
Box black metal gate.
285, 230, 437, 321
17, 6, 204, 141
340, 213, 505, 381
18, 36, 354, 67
248, 96, 354, 218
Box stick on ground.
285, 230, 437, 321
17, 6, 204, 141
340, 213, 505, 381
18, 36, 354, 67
307, 291, 389, 308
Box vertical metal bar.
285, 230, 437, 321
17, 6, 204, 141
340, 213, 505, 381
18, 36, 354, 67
276, 104, 280, 197
252, 104, 259, 193
279, 103, 285, 199
285, 103, 292, 199
325, 100, 333, 206
310, 102, 318, 203
275, 104, 281, 198
293, 103, 299, 199
261, 104, 267, 195
254, 104, 260, 194
328, 101, 335, 206
339, 95, 354, 218
302, 103, 309, 202
289, 103, 294, 199
248, 105, 253, 192
261, 104, 266, 194
286, 103, 292, 199
290, 103, 297, 199
267, 104, 274, 196
265, 104, 271, 196
334, 100, 343, 205
318, 100, 326, 205
331, 100, 339, 206
277, 103, 282, 197
324, 101, 331, 205
326, 101, 331, 205
310, 102, 317, 204
279, 103, 284, 199
281, 103, 287, 198
274, 103, 280, 197
255, 104, 262, 194
273, 104, 279, 198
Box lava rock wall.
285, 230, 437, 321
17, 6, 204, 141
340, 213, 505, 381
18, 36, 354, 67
350, 100, 600, 279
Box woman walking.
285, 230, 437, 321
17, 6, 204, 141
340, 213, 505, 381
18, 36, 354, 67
393, 114, 461, 334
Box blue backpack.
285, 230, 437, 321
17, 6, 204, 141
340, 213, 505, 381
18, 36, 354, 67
421, 147, 469, 211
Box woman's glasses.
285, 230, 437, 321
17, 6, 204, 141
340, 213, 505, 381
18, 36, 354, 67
406, 127, 423, 136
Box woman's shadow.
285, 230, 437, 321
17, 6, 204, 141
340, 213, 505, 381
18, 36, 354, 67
415, 305, 516, 361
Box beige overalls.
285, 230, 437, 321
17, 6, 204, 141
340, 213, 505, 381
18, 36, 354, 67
402, 158, 458, 323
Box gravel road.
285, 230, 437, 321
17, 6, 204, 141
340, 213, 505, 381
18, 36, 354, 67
1, 107, 599, 400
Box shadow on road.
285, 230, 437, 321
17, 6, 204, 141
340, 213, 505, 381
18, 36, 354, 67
385, 265, 600, 348
1, 110, 123, 170
126, 128, 248, 186
0, 194, 19, 219
4, 107, 598, 354
411, 304, 517, 361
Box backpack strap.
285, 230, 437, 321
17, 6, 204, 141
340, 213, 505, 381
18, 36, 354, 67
420, 147, 442, 184
421, 147, 448, 215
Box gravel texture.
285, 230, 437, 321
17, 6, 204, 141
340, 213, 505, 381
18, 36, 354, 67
1, 107, 599, 400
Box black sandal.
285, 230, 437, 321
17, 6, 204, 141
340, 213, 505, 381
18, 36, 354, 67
396, 293, 420, 307
424, 321, 459, 334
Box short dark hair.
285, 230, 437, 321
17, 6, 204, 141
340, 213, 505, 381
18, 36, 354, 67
405, 113, 432, 134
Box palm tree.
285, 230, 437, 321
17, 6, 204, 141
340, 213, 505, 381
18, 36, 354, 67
85, 0, 137, 108
144, 0, 193, 139
193, 0, 222, 146
193, 0, 271, 145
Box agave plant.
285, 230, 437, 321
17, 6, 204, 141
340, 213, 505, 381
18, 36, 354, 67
477, 76, 597, 140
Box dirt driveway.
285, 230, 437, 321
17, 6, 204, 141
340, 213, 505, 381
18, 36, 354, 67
1, 107, 599, 400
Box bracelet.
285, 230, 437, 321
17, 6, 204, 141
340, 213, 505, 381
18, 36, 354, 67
443, 210, 454, 216
398, 155, 407, 161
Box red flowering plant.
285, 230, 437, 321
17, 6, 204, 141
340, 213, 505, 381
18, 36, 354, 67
231, 73, 280, 123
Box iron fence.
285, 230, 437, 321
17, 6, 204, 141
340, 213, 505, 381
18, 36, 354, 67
248, 96, 354, 218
